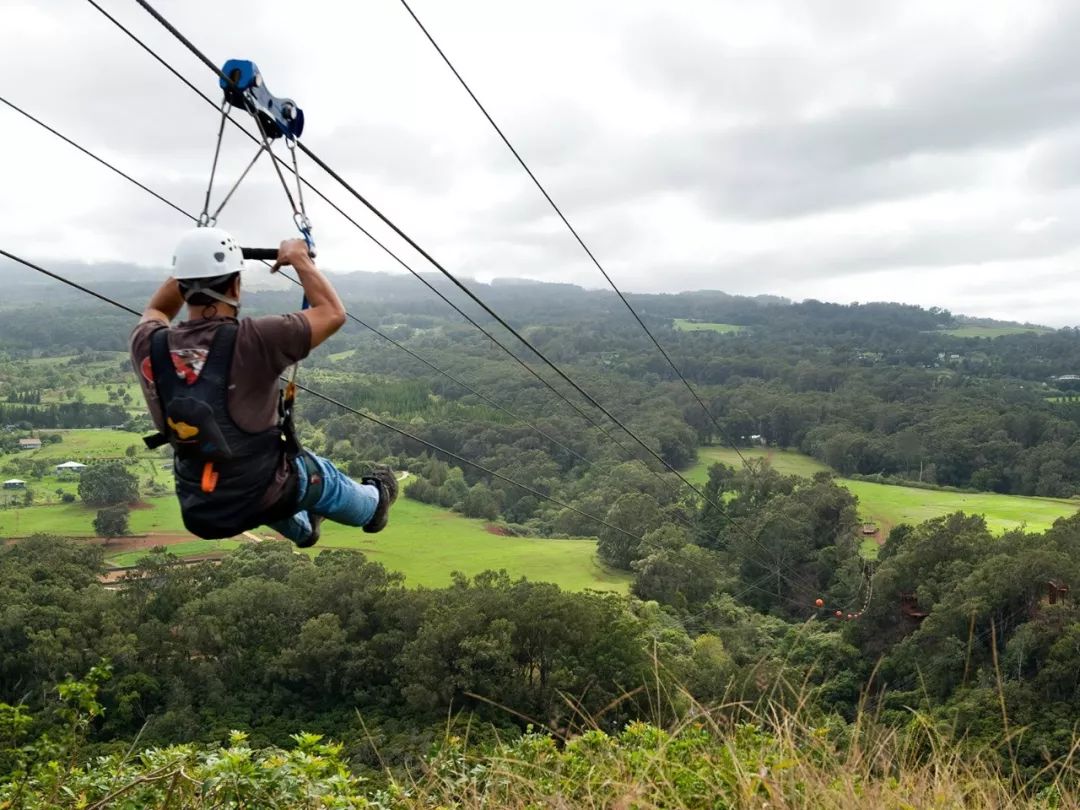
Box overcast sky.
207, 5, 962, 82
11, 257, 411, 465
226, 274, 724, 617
5, 0, 1080, 324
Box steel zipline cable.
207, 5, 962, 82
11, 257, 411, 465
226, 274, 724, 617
396, 0, 752, 470
0, 92, 598, 471
128, 0, 749, 522
0, 250, 816, 605
0, 94, 800, 592
86, 0, 768, 556
0, 248, 639, 541
68, 0, 825, 599
82, 0, 693, 506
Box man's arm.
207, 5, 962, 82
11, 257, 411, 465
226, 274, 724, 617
273, 239, 347, 350
140, 278, 184, 325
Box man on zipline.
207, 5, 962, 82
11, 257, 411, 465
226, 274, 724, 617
129, 227, 397, 546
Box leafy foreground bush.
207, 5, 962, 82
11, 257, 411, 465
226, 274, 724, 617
4, 672, 1079, 809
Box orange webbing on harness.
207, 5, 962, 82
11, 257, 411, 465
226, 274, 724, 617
201, 462, 219, 493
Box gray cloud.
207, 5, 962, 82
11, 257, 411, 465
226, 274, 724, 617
577, 4, 1080, 220
7, 0, 1080, 325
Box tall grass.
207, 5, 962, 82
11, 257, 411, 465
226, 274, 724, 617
7, 666, 1080, 808
399, 686, 1079, 809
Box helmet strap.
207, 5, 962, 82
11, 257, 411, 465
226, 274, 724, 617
181, 283, 240, 312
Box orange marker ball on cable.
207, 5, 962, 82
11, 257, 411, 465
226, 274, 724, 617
815, 598, 824, 607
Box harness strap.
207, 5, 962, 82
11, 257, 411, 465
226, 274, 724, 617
201, 461, 219, 493
279, 379, 302, 457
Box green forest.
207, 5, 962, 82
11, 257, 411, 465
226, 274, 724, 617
4, 271, 1080, 806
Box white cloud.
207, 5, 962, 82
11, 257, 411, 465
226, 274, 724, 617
3, 0, 1080, 325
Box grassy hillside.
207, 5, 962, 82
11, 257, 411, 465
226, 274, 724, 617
672, 318, 745, 334
687, 445, 1079, 535
308, 497, 627, 590
0, 489, 628, 592
941, 324, 1053, 338
11, 688, 1075, 809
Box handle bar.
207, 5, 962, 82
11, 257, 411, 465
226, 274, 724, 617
241, 247, 279, 261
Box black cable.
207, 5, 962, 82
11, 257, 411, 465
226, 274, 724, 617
2, 246, 814, 604
0, 96, 193, 223
0, 249, 141, 316
397, 0, 751, 469
291, 139, 728, 499
0, 247, 638, 541
115, 0, 826, 597
84, 0, 673, 497
130, 0, 728, 514
0, 90, 595, 472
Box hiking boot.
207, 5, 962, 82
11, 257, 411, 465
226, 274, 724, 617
362, 468, 399, 534
295, 512, 324, 549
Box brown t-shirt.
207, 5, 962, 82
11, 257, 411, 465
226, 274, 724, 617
129, 314, 312, 510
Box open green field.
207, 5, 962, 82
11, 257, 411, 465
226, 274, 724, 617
16, 429, 147, 461
39, 382, 142, 410
308, 496, 627, 591
673, 319, 745, 334
843, 479, 1077, 534
688, 446, 829, 484
941, 325, 1053, 338
0, 430, 173, 506
107, 539, 245, 567
0, 495, 184, 537
686, 446, 1079, 536
21, 354, 78, 366
0, 490, 627, 592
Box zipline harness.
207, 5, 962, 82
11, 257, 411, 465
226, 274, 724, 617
142, 60, 318, 535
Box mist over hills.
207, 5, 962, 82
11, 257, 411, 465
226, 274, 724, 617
1, 258, 1046, 332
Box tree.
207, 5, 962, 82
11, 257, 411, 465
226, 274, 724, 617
598, 492, 663, 569
632, 527, 722, 610
462, 483, 500, 521
124, 445, 138, 459
93, 505, 130, 543
78, 462, 138, 507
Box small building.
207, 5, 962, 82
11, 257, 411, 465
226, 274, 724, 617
2, 479, 26, 490
55, 461, 88, 474
17, 438, 41, 451
1047, 580, 1070, 605
861, 523, 879, 536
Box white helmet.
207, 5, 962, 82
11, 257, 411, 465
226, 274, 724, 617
171, 227, 244, 281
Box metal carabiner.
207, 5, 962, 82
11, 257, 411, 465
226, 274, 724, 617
294, 212, 316, 258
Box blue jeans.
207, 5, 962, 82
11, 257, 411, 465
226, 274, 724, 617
267, 453, 379, 545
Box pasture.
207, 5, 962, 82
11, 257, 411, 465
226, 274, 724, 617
688, 446, 829, 483
673, 319, 745, 334
0, 481, 628, 592
941, 325, 1052, 338
686, 446, 1079, 538
19, 429, 147, 460
107, 539, 244, 567
0, 429, 173, 507
308, 496, 628, 591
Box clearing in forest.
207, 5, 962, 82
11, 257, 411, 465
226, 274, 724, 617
0, 492, 628, 593
673, 319, 745, 334
940, 324, 1053, 338
687, 445, 1079, 538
